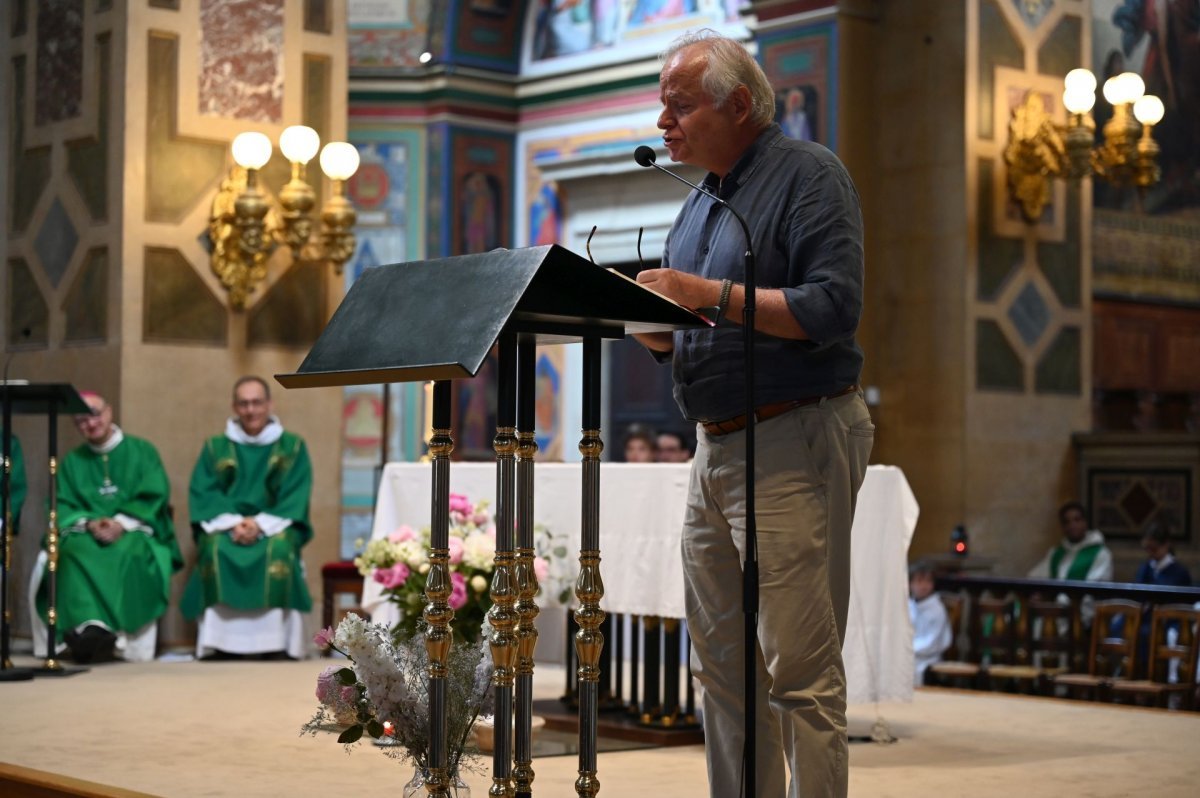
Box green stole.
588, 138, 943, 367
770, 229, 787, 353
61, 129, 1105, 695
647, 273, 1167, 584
1050, 542, 1103, 581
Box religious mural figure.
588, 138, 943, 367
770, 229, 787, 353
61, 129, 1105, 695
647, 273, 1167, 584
461, 171, 501, 253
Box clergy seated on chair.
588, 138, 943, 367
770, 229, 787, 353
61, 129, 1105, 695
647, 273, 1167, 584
1027, 500, 1113, 629
909, 560, 953, 686
182, 376, 313, 660
30, 392, 182, 663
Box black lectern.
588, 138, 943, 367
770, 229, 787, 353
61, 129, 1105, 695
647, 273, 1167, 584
278, 245, 707, 797
1, 383, 91, 680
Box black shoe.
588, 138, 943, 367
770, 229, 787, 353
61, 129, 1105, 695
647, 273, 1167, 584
65, 625, 117, 664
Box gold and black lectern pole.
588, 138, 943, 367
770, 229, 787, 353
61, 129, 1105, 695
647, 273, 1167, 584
0, 384, 91, 680
424, 380, 455, 797
276, 244, 708, 796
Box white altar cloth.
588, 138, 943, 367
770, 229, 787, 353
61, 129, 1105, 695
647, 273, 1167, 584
363, 462, 918, 704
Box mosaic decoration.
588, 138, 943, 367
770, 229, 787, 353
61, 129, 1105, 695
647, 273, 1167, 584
246, 260, 327, 348
1089, 468, 1191, 541
35, 0, 84, 125
1093, 210, 1200, 304
7, 259, 49, 347
66, 33, 111, 222
977, 160, 1022, 300
1007, 280, 1051, 347
1013, 0, 1054, 29
978, 0, 1024, 141
1035, 326, 1080, 394
145, 33, 227, 223
62, 248, 108, 343
348, 0, 429, 71
451, 129, 513, 254
976, 319, 1024, 391
1037, 13, 1080, 77
198, 0, 284, 123
426, 123, 448, 256
535, 348, 564, 461
451, 0, 522, 72
143, 247, 227, 344
34, 198, 79, 288
9, 57, 52, 235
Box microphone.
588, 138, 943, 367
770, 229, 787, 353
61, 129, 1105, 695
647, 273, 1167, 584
632, 146, 755, 270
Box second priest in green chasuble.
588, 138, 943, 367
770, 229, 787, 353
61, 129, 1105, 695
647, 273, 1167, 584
2, 431, 26, 534
182, 376, 313, 660
31, 392, 182, 662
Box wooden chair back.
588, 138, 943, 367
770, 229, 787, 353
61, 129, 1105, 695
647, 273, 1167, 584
940, 592, 965, 659
1020, 599, 1078, 669
1145, 604, 1200, 686
968, 594, 1016, 666
1088, 599, 1142, 678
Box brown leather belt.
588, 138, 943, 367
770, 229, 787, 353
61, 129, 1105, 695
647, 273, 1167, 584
700, 385, 859, 436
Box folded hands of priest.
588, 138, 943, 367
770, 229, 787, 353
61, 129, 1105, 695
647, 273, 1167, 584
230, 517, 262, 545
86, 518, 125, 544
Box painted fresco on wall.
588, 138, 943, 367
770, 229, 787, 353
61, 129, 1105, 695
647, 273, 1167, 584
1091, 0, 1200, 305
759, 23, 835, 148
453, 0, 524, 71
523, 0, 748, 77
348, 0, 429, 70
535, 347, 565, 460
449, 130, 513, 255
776, 84, 818, 143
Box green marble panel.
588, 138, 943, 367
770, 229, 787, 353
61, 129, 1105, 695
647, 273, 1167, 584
978, 159, 1022, 300
303, 54, 330, 212
9, 56, 52, 234
1036, 182, 1081, 308
12, 0, 28, 36
976, 318, 1024, 391
246, 260, 327, 348
979, 0, 1024, 140
67, 33, 110, 222
304, 0, 331, 33
143, 247, 227, 344
1035, 325, 1081, 395
1038, 14, 1081, 79
7, 259, 49, 346
145, 33, 226, 223
63, 247, 108, 343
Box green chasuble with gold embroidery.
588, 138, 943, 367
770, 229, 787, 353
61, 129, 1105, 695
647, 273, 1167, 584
36, 434, 182, 640
181, 431, 313, 619
3, 433, 26, 531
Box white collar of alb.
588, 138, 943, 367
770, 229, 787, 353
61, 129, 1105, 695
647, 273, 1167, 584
226, 416, 283, 446
88, 425, 124, 454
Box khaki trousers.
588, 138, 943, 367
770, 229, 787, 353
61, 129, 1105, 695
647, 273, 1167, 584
683, 391, 873, 798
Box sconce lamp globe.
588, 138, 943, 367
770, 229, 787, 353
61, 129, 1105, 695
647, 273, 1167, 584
1063, 68, 1096, 97
1063, 85, 1095, 115
320, 142, 361, 181
231, 131, 272, 170
1103, 71, 1145, 106
280, 125, 321, 165
1134, 94, 1165, 126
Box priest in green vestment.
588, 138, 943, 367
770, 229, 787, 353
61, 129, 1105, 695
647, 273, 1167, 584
31, 393, 182, 662
182, 376, 313, 659
2, 431, 26, 534
1027, 500, 1114, 628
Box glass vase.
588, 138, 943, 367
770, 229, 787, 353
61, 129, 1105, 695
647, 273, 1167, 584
402, 766, 470, 798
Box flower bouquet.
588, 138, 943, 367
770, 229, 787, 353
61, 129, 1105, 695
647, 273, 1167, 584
356, 493, 569, 645
305, 614, 495, 783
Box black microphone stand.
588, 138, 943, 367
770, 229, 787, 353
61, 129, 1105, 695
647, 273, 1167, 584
635, 146, 758, 798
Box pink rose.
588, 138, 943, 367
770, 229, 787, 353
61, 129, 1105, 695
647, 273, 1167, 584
312, 626, 335, 650
388, 525, 415, 543
316, 666, 338, 703
472, 511, 490, 526
448, 571, 468, 610
373, 562, 411, 589
534, 556, 549, 583
449, 493, 472, 515
448, 536, 465, 565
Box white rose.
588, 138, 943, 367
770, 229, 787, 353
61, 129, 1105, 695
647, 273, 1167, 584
470, 575, 488, 593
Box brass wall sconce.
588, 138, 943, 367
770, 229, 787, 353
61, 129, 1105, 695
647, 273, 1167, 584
1004, 69, 1163, 223
208, 126, 361, 309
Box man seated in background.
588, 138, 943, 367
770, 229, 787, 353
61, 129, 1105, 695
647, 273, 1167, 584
31, 392, 181, 663
1028, 500, 1113, 629
655, 430, 693, 463
183, 376, 313, 660
908, 560, 953, 685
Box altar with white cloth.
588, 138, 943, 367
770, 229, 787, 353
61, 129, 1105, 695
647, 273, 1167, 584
363, 462, 919, 704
